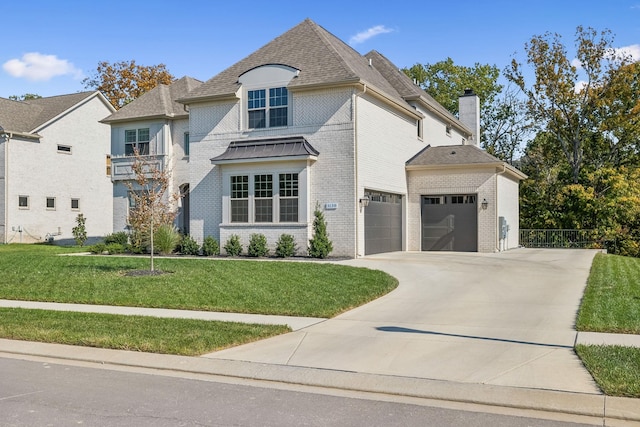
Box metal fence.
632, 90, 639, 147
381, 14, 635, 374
519, 229, 599, 249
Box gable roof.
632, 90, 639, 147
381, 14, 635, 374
0, 91, 110, 137
406, 144, 527, 180
364, 50, 472, 137
178, 19, 407, 108
101, 76, 203, 124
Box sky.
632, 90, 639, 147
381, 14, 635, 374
1, 0, 639, 99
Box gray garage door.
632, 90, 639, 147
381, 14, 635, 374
421, 194, 477, 252
364, 190, 402, 255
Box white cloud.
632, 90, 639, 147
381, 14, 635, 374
349, 25, 394, 45
2, 52, 83, 82
615, 44, 640, 61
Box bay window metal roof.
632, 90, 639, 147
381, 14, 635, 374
210, 136, 319, 164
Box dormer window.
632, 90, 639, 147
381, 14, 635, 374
248, 87, 288, 129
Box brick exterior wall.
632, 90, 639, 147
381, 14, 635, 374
5, 96, 113, 244
406, 168, 497, 252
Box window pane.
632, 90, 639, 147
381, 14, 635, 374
248, 89, 266, 109
71, 199, 80, 209
231, 200, 248, 223
269, 107, 288, 127
138, 142, 150, 155
231, 175, 249, 198
280, 198, 298, 222
18, 196, 28, 208
279, 173, 298, 197
125, 143, 135, 156
184, 132, 190, 156
46, 197, 55, 209
125, 130, 137, 143
269, 87, 288, 107
138, 128, 150, 142
248, 110, 266, 129
254, 174, 273, 198
254, 199, 273, 222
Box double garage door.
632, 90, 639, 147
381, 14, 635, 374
421, 194, 477, 252
364, 191, 402, 255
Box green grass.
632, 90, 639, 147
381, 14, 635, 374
0, 244, 398, 318
575, 345, 640, 397
576, 253, 640, 334
0, 308, 289, 356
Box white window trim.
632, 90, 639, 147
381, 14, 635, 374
57, 144, 72, 154
18, 195, 29, 210
46, 197, 56, 211
222, 165, 308, 226
71, 198, 80, 210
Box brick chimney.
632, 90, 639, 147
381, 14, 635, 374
459, 89, 480, 146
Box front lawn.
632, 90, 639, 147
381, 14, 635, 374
576, 253, 640, 334
0, 244, 398, 318
575, 253, 640, 397
575, 345, 640, 397
0, 307, 289, 356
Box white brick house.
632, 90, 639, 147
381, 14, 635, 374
0, 92, 115, 244
106, 19, 525, 257
175, 19, 525, 257
101, 76, 203, 234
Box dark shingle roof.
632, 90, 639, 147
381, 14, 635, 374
0, 92, 98, 134
179, 19, 405, 106
211, 136, 319, 163
364, 50, 471, 136
101, 76, 203, 123
407, 144, 504, 167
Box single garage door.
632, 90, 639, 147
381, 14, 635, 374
421, 194, 477, 252
364, 190, 402, 255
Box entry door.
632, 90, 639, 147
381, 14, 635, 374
421, 195, 477, 252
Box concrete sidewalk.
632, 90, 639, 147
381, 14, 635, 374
1, 248, 639, 424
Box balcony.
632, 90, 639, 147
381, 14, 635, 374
111, 154, 166, 182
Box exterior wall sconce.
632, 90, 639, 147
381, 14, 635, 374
481, 198, 489, 210
359, 195, 370, 208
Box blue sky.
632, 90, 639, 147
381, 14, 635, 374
2, 0, 639, 99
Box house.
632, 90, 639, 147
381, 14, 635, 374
101, 76, 203, 235
105, 19, 525, 257
0, 92, 115, 244
175, 19, 525, 257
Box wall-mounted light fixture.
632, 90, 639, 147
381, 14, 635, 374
481, 198, 489, 210
359, 195, 370, 208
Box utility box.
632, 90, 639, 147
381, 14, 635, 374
499, 216, 508, 240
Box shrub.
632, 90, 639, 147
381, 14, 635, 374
247, 233, 269, 257
88, 243, 106, 254
308, 205, 333, 258
275, 234, 297, 258
104, 231, 129, 246
224, 234, 243, 256
202, 236, 220, 256
72, 214, 87, 247
180, 234, 200, 255
153, 224, 181, 255
105, 243, 126, 254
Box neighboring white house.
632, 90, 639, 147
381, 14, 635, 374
0, 92, 115, 244
103, 19, 525, 257
101, 76, 203, 234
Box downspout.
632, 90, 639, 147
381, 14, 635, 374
495, 163, 507, 252
354, 84, 367, 258
1, 131, 9, 244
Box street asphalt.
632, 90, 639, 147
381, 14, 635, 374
1, 248, 639, 424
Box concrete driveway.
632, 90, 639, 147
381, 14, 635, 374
206, 249, 601, 394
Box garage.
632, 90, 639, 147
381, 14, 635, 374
421, 194, 477, 251
364, 190, 402, 255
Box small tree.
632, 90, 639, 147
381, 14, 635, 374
308, 205, 333, 258
224, 234, 243, 256
125, 149, 180, 271
201, 236, 220, 256
72, 214, 87, 247
275, 234, 297, 258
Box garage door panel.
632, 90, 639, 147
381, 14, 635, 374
364, 192, 402, 255
421, 195, 477, 252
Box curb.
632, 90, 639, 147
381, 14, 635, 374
1, 339, 638, 424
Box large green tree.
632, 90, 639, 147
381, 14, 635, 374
505, 26, 636, 183
83, 60, 174, 109
403, 57, 502, 116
